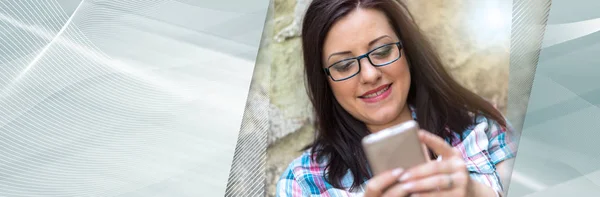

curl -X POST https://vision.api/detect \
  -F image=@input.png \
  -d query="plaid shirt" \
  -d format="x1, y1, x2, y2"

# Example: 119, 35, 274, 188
276, 106, 518, 197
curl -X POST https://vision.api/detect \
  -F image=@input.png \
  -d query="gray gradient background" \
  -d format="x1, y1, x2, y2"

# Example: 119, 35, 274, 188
2, 0, 600, 196
0, 0, 267, 196
507, 0, 600, 196
224, 1, 272, 197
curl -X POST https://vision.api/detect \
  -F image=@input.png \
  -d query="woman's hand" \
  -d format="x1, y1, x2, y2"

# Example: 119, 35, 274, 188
364, 130, 469, 197
363, 167, 409, 197
393, 130, 474, 197
364, 130, 499, 197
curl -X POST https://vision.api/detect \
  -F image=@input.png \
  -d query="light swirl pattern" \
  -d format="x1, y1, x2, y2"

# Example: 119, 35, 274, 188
507, 0, 600, 196
0, 0, 268, 196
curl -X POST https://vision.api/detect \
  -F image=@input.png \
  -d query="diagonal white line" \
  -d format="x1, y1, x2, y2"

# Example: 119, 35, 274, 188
511, 170, 549, 192
0, 0, 86, 82
542, 18, 600, 49
0, 2, 254, 102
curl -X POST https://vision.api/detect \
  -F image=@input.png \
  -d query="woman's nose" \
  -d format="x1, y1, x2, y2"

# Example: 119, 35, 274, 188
359, 58, 382, 84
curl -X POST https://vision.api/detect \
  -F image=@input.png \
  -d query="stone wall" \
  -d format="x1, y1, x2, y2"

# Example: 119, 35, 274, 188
258, 0, 512, 196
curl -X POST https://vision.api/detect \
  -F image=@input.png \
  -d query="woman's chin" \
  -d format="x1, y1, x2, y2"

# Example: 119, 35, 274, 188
364, 107, 401, 121
364, 115, 398, 131
361, 106, 409, 131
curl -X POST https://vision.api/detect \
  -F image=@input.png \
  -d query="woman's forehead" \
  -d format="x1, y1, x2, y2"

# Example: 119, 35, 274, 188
323, 8, 398, 54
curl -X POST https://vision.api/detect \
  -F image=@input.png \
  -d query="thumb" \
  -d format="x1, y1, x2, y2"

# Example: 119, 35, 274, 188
418, 130, 457, 158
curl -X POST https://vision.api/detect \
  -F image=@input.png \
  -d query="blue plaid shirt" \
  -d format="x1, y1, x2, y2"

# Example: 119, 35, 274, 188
276, 107, 518, 197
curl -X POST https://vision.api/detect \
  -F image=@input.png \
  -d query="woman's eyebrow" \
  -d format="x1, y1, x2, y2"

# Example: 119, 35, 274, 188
368, 35, 391, 47
327, 51, 352, 62
327, 35, 392, 61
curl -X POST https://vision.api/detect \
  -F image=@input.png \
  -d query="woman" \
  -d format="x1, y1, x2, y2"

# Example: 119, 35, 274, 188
276, 0, 518, 196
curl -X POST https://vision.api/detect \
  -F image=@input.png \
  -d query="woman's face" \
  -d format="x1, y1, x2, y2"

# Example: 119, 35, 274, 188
322, 8, 412, 132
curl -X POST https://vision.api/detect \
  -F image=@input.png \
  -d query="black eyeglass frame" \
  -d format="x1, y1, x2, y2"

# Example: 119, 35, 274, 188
323, 41, 404, 82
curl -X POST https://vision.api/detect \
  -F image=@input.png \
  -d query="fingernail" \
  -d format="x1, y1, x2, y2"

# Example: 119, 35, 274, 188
399, 173, 411, 182
402, 182, 414, 190
392, 168, 404, 176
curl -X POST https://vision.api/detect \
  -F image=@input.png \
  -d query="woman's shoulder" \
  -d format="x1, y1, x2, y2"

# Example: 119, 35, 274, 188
276, 149, 362, 196
460, 112, 515, 140
452, 113, 518, 165
276, 149, 332, 196
279, 149, 328, 180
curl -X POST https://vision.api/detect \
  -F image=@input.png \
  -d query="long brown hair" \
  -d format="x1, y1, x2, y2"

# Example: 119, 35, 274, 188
301, 0, 506, 191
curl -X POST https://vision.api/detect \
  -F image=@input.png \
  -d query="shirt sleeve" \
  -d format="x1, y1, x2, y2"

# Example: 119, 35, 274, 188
459, 115, 519, 195
484, 117, 518, 165
276, 167, 307, 197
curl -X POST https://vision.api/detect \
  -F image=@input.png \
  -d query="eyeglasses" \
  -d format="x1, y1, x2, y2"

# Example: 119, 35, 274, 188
323, 41, 403, 82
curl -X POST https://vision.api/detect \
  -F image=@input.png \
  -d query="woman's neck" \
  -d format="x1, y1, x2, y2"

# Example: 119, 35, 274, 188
367, 104, 413, 133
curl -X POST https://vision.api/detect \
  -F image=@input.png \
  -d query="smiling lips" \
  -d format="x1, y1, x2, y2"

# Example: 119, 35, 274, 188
359, 83, 392, 103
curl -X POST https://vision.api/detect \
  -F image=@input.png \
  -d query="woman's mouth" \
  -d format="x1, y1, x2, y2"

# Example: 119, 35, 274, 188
359, 83, 392, 103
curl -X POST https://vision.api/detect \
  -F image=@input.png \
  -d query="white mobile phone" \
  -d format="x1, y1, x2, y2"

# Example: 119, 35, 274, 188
361, 120, 428, 176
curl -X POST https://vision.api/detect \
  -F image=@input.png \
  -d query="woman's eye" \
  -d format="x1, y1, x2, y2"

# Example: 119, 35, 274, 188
333, 60, 356, 72
372, 46, 392, 57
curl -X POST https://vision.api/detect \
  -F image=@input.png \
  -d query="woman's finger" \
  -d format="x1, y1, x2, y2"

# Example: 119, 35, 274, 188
398, 159, 457, 182
418, 130, 459, 158
400, 173, 462, 194
381, 181, 411, 197
365, 168, 405, 197
421, 143, 431, 162
408, 189, 462, 197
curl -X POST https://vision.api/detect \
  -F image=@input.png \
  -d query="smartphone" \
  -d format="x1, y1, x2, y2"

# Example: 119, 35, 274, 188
361, 120, 428, 176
